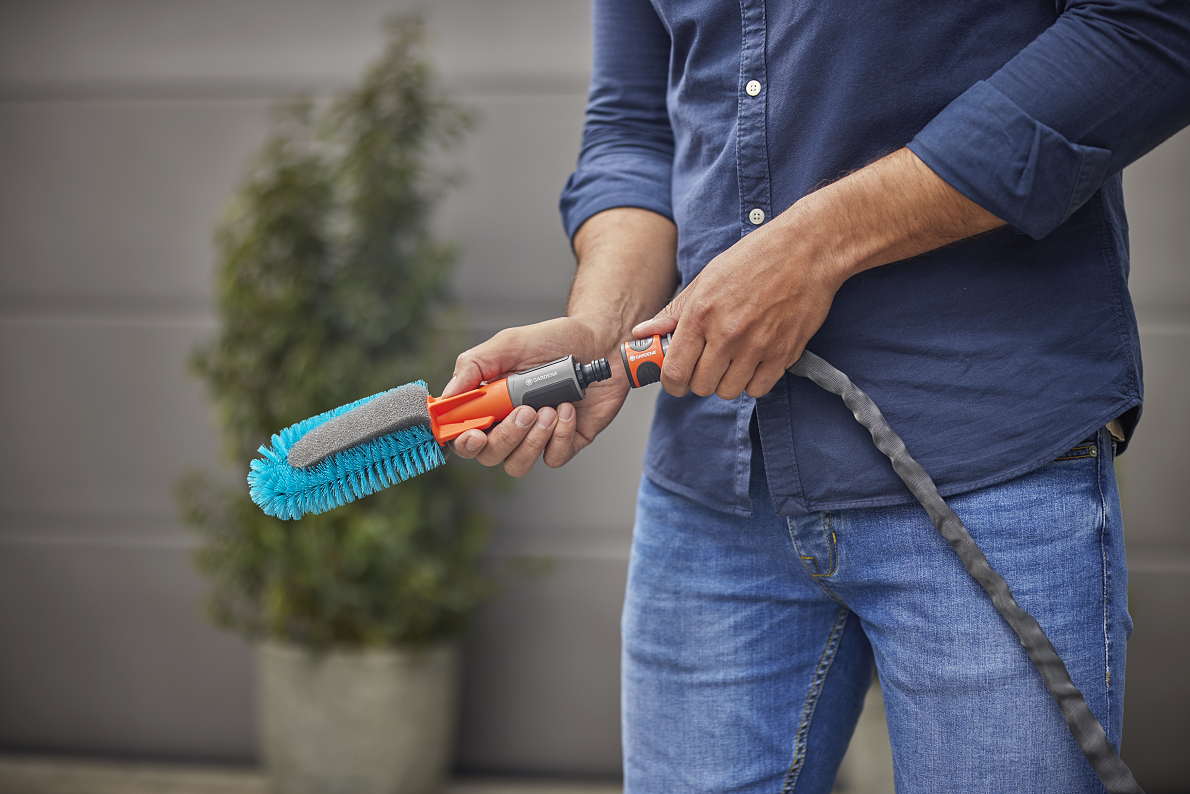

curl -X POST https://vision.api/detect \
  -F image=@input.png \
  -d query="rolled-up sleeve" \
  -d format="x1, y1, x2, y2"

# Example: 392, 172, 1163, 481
908, 0, 1190, 240
559, 0, 675, 241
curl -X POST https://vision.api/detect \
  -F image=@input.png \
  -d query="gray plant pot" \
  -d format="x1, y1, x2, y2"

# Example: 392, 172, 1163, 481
256, 641, 459, 794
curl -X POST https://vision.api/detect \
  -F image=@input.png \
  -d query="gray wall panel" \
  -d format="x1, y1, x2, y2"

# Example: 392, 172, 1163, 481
1122, 328, 1190, 551
1119, 569, 1190, 791
0, 0, 389, 93
0, 543, 254, 760
1123, 127, 1190, 311
441, 94, 589, 315
0, 320, 221, 520
0, 0, 590, 96
0, 101, 270, 303
458, 558, 626, 778
1118, 129, 1190, 790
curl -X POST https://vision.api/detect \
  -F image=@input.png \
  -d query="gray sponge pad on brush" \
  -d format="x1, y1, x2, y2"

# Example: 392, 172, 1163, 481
287, 382, 433, 469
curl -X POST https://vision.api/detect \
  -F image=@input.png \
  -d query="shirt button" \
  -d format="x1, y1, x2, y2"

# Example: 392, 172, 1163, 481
749, 208, 765, 225
745, 79, 762, 97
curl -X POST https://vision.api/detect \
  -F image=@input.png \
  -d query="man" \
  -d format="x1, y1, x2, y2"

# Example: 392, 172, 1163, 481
441, 0, 1190, 790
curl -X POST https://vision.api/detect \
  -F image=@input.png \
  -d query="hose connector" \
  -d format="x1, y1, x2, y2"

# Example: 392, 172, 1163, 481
620, 334, 671, 388
577, 357, 612, 390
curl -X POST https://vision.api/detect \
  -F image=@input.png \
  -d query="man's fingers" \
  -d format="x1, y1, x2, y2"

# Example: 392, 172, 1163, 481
659, 322, 705, 397
501, 407, 559, 478
443, 326, 539, 399
466, 406, 561, 478
744, 360, 791, 399
714, 357, 758, 401
449, 429, 489, 460
442, 359, 485, 398
543, 402, 578, 468
474, 407, 537, 468
632, 292, 681, 338
632, 313, 678, 340
449, 404, 573, 475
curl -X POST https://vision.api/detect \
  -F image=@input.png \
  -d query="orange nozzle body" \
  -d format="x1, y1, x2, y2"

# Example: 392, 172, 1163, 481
426, 379, 515, 443
620, 334, 669, 388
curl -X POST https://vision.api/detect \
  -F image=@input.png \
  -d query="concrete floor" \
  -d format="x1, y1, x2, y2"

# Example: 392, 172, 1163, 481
0, 682, 893, 794
0, 757, 622, 794
0, 685, 894, 794
0, 684, 892, 794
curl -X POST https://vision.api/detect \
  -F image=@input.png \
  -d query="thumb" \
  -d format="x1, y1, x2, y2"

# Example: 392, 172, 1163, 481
440, 320, 573, 398
440, 358, 484, 398
441, 342, 515, 398
632, 300, 681, 340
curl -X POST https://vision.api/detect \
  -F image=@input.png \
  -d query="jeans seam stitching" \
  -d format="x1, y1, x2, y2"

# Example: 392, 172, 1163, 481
788, 515, 846, 604
781, 606, 849, 794
1096, 431, 1112, 728
821, 511, 839, 577
817, 577, 843, 603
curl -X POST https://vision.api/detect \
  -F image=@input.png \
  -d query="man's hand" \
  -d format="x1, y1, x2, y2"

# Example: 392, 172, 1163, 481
443, 207, 679, 477
631, 213, 844, 400
442, 317, 631, 477
633, 149, 1004, 399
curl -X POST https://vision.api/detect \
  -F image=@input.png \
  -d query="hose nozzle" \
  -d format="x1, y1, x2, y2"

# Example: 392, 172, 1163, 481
577, 357, 612, 390
620, 334, 671, 388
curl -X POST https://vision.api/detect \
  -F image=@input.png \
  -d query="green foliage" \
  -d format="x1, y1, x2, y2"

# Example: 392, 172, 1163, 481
179, 15, 491, 648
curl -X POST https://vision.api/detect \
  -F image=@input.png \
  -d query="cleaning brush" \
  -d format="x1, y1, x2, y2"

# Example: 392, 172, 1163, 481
248, 355, 612, 519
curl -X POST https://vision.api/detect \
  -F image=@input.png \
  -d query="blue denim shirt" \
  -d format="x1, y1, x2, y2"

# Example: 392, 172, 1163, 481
560, 0, 1190, 517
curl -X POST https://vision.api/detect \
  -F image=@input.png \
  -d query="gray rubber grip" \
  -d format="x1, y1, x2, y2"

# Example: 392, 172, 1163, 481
286, 382, 431, 469
506, 356, 584, 408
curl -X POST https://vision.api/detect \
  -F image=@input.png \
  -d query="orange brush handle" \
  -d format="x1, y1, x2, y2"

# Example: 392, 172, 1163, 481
426, 379, 515, 443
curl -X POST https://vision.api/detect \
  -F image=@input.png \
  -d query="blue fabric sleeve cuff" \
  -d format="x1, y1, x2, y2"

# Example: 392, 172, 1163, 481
559, 152, 674, 241
908, 81, 1112, 240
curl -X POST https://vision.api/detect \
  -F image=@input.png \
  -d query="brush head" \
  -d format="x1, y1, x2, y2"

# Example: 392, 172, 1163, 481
248, 381, 447, 520
287, 382, 433, 469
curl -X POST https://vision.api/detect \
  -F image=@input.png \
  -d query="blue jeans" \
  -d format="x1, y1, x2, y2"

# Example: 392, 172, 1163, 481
622, 427, 1130, 793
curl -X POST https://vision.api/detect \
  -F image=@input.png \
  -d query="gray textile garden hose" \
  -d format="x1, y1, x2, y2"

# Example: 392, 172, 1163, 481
787, 351, 1143, 794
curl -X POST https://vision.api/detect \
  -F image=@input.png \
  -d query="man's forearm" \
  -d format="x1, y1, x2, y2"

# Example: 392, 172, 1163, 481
784, 148, 1005, 287
632, 148, 1007, 400
568, 207, 680, 351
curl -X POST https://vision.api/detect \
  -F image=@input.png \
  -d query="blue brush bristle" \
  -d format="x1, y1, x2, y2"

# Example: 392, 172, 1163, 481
247, 382, 447, 520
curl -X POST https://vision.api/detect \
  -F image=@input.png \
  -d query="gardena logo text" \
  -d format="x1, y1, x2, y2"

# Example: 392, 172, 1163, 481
525, 371, 559, 386
629, 351, 657, 362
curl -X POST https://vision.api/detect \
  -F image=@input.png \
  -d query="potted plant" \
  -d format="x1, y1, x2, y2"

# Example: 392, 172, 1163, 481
178, 15, 487, 794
